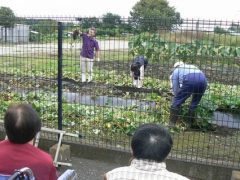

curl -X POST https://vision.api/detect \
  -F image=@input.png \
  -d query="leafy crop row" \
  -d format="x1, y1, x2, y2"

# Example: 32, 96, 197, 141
129, 34, 240, 62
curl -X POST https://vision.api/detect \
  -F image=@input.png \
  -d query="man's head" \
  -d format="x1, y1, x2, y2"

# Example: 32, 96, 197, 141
88, 27, 96, 37
4, 103, 41, 144
131, 62, 141, 80
131, 123, 173, 162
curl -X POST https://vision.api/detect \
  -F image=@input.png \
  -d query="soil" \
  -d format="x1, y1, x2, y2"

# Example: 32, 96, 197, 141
0, 59, 239, 94
94, 60, 240, 85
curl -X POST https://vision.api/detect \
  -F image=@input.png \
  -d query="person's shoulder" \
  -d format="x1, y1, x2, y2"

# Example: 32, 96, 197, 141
106, 166, 131, 175
29, 145, 53, 161
0, 139, 8, 144
105, 166, 133, 180
94, 38, 99, 43
167, 171, 190, 180
0, 140, 13, 147
173, 67, 180, 74
0, 140, 9, 151
81, 33, 87, 37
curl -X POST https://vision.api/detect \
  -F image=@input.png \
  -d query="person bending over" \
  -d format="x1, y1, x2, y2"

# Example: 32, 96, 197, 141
130, 55, 148, 88
169, 61, 208, 126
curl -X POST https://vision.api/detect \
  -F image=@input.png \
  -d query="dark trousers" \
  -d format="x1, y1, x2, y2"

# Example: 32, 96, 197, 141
172, 73, 207, 111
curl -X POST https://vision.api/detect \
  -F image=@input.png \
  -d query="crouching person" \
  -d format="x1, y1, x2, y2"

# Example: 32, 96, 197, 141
130, 55, 148, 88
104, 123, 189, 180
0, 103, 57, 180
169, 61, 208, 127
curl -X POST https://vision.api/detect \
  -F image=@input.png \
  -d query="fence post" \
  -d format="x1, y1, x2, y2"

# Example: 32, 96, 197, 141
58, 22, 63, 131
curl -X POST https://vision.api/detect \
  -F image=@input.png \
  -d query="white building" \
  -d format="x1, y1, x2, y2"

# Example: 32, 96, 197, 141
0, 24, 30, 43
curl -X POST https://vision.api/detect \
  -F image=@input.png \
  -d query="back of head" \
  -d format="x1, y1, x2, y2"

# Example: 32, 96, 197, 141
4, 103, 41, 144
131, 123, 173, 162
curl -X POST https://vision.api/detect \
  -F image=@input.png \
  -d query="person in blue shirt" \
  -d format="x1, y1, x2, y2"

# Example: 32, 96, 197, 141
169, 61, 208, 126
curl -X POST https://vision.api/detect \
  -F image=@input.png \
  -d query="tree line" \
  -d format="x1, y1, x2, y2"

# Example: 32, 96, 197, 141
1, 0, 239, 36
0, 0, 182, 35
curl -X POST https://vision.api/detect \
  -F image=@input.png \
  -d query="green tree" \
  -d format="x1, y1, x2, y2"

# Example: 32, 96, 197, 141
80, 17, 101, 29
102, 13, 122, 28
130, 0, 182, 32
30, 19, 58, 34
214, 26, 228, 34
229, 23, 240, 33
0, 6, 15, 42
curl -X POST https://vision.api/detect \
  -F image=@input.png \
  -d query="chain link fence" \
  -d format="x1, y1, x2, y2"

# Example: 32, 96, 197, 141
0, 16, 240, 168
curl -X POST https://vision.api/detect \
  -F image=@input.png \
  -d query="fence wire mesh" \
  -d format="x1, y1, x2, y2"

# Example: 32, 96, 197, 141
0, 17, 240, 168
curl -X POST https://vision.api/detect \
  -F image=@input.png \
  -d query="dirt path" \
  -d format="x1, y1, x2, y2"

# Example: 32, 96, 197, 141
0, 40, 128, 55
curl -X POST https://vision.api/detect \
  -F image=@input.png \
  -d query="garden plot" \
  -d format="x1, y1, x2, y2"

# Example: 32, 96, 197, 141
0, 38, 240, 167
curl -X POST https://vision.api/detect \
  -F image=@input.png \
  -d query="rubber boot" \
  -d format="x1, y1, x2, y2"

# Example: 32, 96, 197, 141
169, 107, 180, 127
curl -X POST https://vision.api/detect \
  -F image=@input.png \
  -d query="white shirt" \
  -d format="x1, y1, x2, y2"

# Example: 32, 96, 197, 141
106, 159, 189, 180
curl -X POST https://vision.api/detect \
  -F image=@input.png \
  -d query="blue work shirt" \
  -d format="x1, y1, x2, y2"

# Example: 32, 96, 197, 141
133, 55, 148, 69
170, 64, 202, 95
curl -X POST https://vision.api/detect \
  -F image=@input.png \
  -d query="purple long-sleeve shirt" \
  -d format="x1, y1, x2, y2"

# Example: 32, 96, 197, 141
80, 33, 99, 59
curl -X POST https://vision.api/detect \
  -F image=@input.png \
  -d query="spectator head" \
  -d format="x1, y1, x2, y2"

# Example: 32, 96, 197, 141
88, 27, 96, 37
131, 123, 173, 162
4, 103, 41, 144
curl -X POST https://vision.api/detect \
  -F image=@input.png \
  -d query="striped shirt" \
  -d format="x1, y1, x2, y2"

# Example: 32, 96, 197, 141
106, 159, 189, 180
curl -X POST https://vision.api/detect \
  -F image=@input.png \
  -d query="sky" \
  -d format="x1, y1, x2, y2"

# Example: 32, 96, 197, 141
1, 0, 240, 21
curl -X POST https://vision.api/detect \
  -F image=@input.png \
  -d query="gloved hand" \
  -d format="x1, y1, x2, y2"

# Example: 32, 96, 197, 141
72, 29, 80, 40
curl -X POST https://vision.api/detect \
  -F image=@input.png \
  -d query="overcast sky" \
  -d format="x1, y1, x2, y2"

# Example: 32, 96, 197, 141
1, 0, 240, 21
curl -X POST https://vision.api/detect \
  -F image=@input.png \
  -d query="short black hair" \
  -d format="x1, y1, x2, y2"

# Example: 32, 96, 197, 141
4, 103, 41, 144
131, 123, 173, 162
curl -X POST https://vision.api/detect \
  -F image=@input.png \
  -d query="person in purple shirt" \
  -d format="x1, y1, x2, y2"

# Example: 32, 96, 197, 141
73, 27, 100, 82
169, 61, 207, 127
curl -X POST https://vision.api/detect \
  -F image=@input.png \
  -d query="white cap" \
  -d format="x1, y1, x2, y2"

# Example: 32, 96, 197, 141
173, 61, 184, 68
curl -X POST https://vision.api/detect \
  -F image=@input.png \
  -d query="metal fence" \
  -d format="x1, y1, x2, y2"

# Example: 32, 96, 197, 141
0, 17, 240, 168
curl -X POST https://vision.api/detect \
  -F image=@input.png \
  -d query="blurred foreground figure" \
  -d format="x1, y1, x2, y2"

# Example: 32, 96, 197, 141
0, 103, 57, 180
105, 123, 189, 180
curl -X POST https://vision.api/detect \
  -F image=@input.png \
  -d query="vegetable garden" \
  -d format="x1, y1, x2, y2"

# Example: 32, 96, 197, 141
0, 17, 240, 168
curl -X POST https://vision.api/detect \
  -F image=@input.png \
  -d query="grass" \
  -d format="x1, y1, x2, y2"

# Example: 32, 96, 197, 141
0, 90, 239, 167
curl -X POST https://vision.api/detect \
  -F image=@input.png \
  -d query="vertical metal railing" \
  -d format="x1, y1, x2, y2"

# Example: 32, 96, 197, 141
0, 17, 239, 168
57, 21, 63, 131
